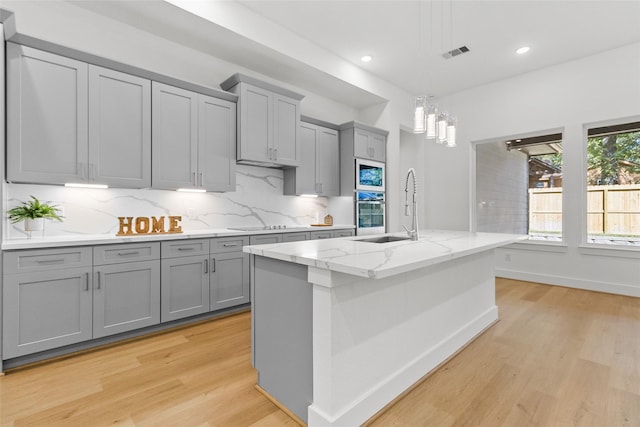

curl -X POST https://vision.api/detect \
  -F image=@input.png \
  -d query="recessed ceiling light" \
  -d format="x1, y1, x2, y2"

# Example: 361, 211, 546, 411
516, 46, 531, 55
361, 55, 373, 63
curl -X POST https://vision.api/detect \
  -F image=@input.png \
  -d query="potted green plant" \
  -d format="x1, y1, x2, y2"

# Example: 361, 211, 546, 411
8, 195, 63, 236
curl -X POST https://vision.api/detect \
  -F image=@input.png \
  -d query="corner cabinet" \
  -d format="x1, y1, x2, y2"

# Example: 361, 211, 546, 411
6, 43, 151, 188
284, 118, 340, 197
221, 73, 304, 167
152, 82, 236, 192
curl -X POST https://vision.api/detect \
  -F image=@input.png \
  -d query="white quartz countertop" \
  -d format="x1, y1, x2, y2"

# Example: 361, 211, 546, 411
243, 229, 528, 279
1, 225, 355, 250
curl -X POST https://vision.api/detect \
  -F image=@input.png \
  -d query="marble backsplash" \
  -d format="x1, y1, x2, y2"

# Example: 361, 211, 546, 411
4, 165, 354, 240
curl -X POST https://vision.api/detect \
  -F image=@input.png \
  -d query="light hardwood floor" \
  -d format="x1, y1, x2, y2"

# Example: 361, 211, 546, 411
1, 278, 639, 426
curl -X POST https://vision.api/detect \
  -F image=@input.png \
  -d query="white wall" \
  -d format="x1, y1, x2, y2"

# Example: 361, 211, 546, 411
475, 141, 528, 234
425, 42, 640, 296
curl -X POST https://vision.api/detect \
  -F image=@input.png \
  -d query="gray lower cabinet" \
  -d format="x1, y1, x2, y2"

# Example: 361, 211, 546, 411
92, 243, 160, 338
152, 82, 236, 192
2, 247, 93, 359
282, 232, 309, 242
210, 236, 250, 311
6, 43, 152, 188
160, 240, 210, 322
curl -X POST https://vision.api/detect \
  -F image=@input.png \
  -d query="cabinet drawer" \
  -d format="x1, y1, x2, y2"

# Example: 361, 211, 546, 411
334, 229, 355, 238
4, 247, 92, 274
161, 239, 209, 258
282, 232, 309, 242
310, 230, 333, 240
210, 236, 249, 254
93, 242, 160, 265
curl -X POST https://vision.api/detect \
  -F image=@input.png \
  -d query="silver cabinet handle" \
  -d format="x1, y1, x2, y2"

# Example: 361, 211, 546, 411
268, 147, 273, 160
223, 243, 239, 247
85, 272, 89, 291
204, 259, 208, 274
274, 148, 278, 160
199, 172, 204, 187
118, 251, 140, 256
192, 172, 196, 186
177, 247, 195, 251
36, 258, 65, 264
96, 271, 101, 290
211, 258, 216, 273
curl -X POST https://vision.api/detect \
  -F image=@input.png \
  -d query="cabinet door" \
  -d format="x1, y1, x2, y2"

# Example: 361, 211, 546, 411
296, 123, 318, 194
316, 127, 340, 196
198, 94, 236, 192
6, 43, 88, 185
353, 129, 372, 159
161, 256, 209, 322
210, 252, 250, 311
152, 82, 198, 190
370, 133, 386, 162
238, 83, 271, 163
3, 268, 92, 359
89, 65, 151, 188
93, 260, 160, 338
272, 94, 300, 167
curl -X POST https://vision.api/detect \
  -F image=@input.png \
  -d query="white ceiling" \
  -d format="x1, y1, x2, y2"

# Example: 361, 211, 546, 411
68, 0, 640, 108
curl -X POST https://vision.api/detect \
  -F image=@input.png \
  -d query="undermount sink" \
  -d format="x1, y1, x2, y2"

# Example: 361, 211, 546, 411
356, 235, 412, 244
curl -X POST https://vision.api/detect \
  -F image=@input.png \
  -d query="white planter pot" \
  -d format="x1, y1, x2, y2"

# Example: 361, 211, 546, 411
24, 218, 44, 232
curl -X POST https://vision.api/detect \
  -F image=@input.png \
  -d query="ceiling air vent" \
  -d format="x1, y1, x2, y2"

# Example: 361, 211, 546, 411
442, 45, 470, 59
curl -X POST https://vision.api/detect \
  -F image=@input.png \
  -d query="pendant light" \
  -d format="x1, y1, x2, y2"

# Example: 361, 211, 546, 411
413, 96, 426, 133
446, 116, 457, 147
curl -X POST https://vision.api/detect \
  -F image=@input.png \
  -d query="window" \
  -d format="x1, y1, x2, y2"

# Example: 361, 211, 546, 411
475, 133, 563, 241
586, 121, 640, 246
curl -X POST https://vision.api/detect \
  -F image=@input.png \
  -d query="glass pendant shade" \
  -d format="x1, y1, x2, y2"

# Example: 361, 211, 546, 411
446, 116, 457, 148
425, 104, 437, 139
413, 97, 426, 133
437, 111, 448, 143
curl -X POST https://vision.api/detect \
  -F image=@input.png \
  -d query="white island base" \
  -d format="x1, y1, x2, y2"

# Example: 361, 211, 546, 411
251, 239, 504, 426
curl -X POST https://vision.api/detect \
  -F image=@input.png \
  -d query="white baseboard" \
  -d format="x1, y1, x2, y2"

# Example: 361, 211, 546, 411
496, 268, 640, 297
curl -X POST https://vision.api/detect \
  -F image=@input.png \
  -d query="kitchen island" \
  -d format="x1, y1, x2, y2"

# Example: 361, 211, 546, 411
245, 230, 526, 427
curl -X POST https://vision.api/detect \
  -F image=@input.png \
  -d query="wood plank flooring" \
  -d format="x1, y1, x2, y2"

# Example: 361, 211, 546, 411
1, 278, 639, 426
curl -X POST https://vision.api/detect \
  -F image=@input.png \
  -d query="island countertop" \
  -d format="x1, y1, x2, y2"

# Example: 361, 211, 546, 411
244, 229, 527, 279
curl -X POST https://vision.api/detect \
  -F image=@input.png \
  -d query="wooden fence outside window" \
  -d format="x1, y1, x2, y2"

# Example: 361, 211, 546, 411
529, 184, 640, 236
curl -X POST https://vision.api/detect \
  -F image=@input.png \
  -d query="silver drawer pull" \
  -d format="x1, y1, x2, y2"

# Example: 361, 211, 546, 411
85, 272, 89, 291
177, 247, 195, 251
117, 251, 140, 256
223, 243, 239, 247
36, 258, 65, 264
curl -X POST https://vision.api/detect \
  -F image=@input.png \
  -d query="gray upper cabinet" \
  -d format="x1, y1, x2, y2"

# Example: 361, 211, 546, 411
353, 128, 386, 162
152, 82, 199, 190
284, 119, 339, 196
6, 43, 88, 185
221, 73, 304, 167
152, 82, 236, 191
6, 43, 152, 188
198, 94, 237, 192
89, 66, 151, 188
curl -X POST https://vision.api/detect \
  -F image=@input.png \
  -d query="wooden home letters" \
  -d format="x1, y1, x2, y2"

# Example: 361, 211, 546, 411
116, 216, 183, 236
